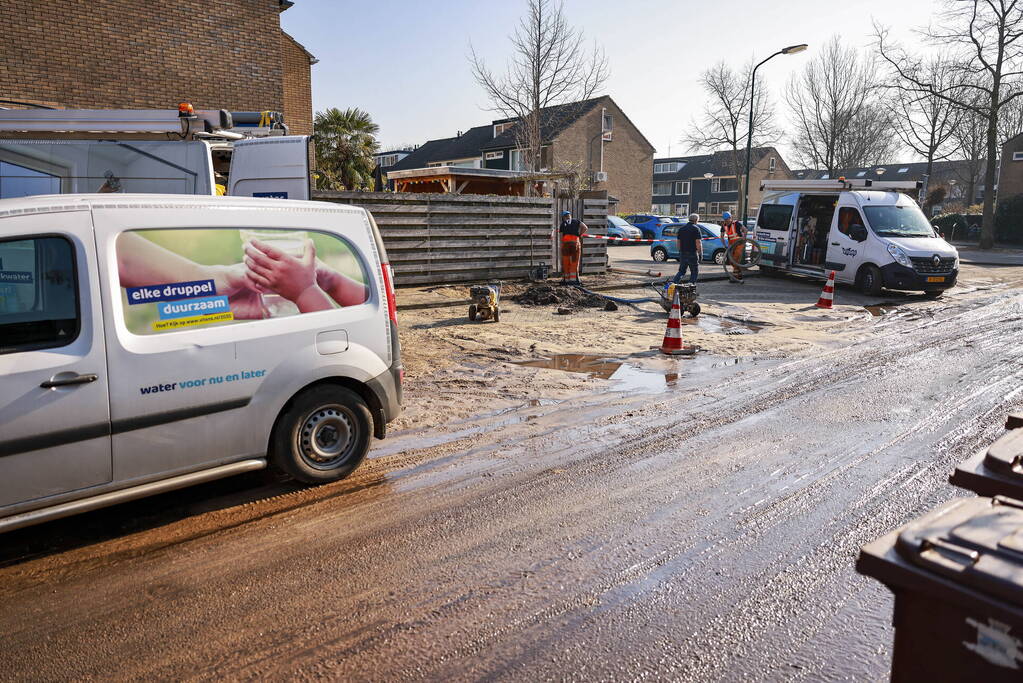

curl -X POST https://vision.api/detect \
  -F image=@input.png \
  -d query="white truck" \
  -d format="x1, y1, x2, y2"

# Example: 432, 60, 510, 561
0, 105, 312, 201
754, 179, 959, 296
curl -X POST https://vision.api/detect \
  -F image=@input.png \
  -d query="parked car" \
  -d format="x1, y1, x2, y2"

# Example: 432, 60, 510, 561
0, 193, 403, 533
624, 214, 676, 241
651, 223, 728, 264
606, 215, 642, 242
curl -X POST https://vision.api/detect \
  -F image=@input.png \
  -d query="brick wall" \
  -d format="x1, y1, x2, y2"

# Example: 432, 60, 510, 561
551, 96, 654, 214
281, 33, 314, 136
0, 0, 311, 133
748, 148, 794, 216
1000, 135, 1023, 205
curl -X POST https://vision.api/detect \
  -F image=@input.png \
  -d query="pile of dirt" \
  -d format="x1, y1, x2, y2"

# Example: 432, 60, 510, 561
513, 283, 608, 309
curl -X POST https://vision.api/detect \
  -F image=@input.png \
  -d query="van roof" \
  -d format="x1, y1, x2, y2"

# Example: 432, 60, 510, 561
0, 193, 365, 218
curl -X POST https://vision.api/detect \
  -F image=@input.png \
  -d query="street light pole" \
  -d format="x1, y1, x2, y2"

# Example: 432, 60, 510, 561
741, 43, 808, 228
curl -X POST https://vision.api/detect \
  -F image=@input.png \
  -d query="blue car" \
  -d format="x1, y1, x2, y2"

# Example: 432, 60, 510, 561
624, 214, 676, 241
651, 223, 728, 265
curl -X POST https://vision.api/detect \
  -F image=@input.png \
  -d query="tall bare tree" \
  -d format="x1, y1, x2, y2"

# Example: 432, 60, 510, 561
470, 0, 608, 177
886, 57, 963, 183
951, 95, 990, 209
876, 1, 1023, 249
683, 59, 780, 205
787, 37, 896, 174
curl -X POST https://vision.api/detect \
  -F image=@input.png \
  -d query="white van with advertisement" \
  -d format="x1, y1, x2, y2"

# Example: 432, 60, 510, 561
754, 179, 959, 296
0, 193, 402, 532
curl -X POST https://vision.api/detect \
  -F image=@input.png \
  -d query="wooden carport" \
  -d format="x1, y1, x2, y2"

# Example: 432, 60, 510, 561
387, 166, 539, 196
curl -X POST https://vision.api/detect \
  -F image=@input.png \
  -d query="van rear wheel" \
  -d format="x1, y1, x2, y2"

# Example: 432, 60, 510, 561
270, 386, 372, 484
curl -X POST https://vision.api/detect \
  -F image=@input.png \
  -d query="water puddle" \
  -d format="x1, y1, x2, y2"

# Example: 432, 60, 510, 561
683, 316, 763, 335
864, 305, 898, 317
514, 353, 750, 394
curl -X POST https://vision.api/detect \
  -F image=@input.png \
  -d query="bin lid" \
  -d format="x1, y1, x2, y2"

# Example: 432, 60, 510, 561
985, 429, 1023, 479
897, 496, 1023, 607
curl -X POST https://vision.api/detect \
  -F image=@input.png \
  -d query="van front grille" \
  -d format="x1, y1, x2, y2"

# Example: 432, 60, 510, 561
910, 256, 956, 273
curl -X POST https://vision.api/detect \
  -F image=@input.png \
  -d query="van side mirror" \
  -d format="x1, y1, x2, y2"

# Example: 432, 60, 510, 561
850, 224, 868, 242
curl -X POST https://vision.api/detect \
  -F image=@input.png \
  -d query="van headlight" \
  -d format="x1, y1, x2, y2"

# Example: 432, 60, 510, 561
887, 242, 913, 268
953, 254, 960, 270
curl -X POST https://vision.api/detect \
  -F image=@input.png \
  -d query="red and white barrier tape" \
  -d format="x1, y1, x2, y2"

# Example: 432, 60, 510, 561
583, 234, 658, 243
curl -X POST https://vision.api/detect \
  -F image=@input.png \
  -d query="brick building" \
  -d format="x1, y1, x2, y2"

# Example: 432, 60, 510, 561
0, 0, 315, 135
389, 96, 655, 211
651, 148, 793, 221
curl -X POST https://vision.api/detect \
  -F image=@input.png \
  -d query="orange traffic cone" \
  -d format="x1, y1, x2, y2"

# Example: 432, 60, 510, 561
816, 270, 836, 309
660, 289, 696, 356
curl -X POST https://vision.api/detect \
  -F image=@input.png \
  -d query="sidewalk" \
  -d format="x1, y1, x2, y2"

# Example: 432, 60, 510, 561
952, 243, 1023, 266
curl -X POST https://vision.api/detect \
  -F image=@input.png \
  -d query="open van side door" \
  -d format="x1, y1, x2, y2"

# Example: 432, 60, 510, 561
228, 136, 311, 200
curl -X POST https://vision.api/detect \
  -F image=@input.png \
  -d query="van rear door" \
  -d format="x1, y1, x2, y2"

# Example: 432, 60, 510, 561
228, 136, 311, 200
0, 207, 112, 509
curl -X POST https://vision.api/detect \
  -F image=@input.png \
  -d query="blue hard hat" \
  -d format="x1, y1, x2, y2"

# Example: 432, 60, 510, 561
561, 210, 571, 216
722, 211, 732, 219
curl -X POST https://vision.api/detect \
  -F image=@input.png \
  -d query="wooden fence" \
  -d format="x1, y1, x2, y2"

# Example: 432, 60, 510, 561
313, 190, 608, 286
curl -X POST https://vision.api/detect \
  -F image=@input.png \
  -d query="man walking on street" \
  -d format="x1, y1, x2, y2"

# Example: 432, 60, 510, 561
557, 209, 587, 283
672, 213, 703, 284
720, 211, 746, 283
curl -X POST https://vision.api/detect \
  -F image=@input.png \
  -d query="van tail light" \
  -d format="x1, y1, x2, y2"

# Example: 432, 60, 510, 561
381, 263, 397, 324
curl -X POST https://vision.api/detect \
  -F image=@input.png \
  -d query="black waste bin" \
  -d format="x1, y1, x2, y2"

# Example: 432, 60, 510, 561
951, 416, 1023, 500
857, 496, 1023, 682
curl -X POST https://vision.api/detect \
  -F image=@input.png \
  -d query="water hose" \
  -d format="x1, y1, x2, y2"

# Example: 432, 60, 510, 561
569, 282, 659, 306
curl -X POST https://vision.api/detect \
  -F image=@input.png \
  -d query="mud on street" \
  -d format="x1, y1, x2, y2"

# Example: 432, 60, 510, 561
3, 263, 1023, 680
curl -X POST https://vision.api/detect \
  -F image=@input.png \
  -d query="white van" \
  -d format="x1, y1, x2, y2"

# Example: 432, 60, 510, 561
755, 180, 959, 295
0, 193, 402, 532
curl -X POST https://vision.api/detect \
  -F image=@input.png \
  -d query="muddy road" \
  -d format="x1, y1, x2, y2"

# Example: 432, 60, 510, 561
2, 274, 1022, 681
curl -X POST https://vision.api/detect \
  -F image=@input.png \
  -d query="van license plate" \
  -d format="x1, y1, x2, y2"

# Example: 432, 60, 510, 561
926, 276, 945, 283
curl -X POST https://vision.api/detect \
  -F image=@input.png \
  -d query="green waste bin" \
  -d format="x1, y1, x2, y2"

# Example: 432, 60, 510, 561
857, 496, 1023, 682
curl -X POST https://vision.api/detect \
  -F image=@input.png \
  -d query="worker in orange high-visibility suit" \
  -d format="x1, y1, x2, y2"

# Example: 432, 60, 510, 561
720, 211, 746, 283
557, 210, 588, 283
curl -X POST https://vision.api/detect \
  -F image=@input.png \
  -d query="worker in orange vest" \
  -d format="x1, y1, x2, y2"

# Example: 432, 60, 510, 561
557, 210, 588, 283
720, 211, 746, 283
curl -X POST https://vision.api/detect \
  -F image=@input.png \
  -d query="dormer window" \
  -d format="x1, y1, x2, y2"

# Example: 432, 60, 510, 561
493, 122, 514, 137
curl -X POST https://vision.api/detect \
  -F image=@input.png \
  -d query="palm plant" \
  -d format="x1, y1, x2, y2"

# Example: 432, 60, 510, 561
313, 107, 380, 191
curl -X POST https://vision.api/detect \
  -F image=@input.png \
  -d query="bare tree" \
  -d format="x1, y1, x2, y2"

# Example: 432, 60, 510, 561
469, 0, 608, 178
683, 59, 780, 205
787, 37, 895, 174
951, 95, 990, 209
886, 56, 963, 183
876, 1, 1023, 249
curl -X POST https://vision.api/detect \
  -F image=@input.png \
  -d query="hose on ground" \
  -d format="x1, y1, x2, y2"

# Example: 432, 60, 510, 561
724, 238, 763, 270
569, 282, 659, 306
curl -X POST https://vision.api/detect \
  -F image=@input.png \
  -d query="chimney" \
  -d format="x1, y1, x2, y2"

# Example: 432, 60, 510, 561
457, 130, 463, 136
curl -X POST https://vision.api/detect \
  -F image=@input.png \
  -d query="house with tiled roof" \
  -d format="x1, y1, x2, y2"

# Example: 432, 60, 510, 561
387, 95, 655, 211
651, 148, 792, 221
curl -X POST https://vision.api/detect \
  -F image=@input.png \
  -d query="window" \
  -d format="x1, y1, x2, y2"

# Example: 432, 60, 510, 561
652, 182, 673, 195
768, 157, 777, 172
697, 202, 707, 212
709, 202, 720, 215
898, 167, 909, 174
821, 174, 830, 180
1013, 151, 1023, 161
757, 204, 794, 231
602, 111, 613, 132
484, 151, 504, 160
651, 204, 672, 214
837, 207, 865, 236
675, 181, 690, 195
711, 178, 721, 193
674, 203, 689, 216
509, 149, 532, 171
856, 171, 867, 177
654, 162, 681, 174
0, 236, 79, 354
376, 154, 398, 168
0, 160, 61, 199
115, 228, 369, 336
718, 178, 738, 193
494, 122, 514, 137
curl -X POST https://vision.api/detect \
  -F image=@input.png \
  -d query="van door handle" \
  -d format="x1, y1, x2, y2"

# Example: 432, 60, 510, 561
831, 242, 840, 246
40, 373, 99, 389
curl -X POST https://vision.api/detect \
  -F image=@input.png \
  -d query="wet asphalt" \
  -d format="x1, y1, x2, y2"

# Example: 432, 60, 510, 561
1, 280, 1022, 681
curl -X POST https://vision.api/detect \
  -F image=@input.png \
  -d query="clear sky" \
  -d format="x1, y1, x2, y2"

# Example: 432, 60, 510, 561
281, 0, 940, 163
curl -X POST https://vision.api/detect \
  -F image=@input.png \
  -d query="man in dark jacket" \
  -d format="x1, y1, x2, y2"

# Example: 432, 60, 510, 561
672, 213, 704, 284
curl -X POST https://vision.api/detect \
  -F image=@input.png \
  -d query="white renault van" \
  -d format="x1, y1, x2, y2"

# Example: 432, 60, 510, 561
755, 180, 959, 296
0, 194, 402, 532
